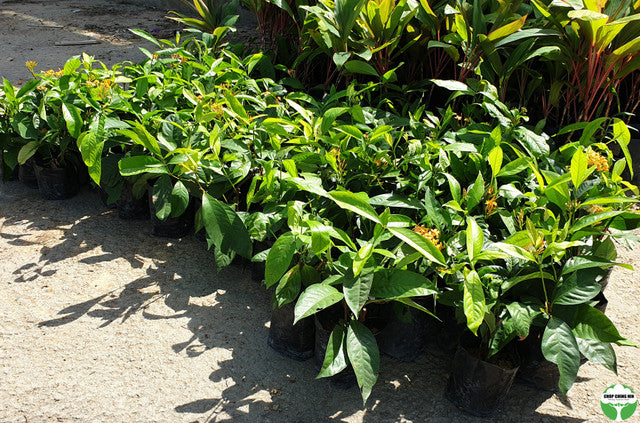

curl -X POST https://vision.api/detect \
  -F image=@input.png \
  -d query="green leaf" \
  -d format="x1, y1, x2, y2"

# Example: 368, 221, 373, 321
388, 227, 446, 265
369, 193, 424, 210
506, 302, 540, 337
201, 193, 252, 260
542, 317, 581, 395
488, 146, 503, 177
430, 79, 468, 91
570, 211, 626, 233
370, 269, 437, 299
225, 91, 249, 121
572, 305, 631, 345
466, 172, 484, 212
170, 181, 189, 218
62, 102, 83, 139
343, 259, 374, 317
466, 216, 483, 263
118, 156, 168, 176
152, 175, 173, 220
318, 324, 349, 378
552, 272, 601, 305
129, 28, 162, 46
17, 141, 39, 165
265, 232, 297, 289
344, 60, 378, 77
570, 148, 589, 189
463, 269, 485, 336
576, 338, 617, 374
353, 244, 373, 277
328, 190, 380, 223
275, 265, 302, 307
333, 52, 352, 68
294, 284, 344, 324
346, 320, 379, 405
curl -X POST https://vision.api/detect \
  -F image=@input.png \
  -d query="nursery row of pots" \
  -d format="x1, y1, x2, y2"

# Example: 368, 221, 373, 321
1, 29, 639, 412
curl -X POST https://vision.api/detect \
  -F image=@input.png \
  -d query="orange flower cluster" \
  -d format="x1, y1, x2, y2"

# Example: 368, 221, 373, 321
586, 204, 605, 214
587, 149, 609, 172
413, 225, 444, 250
485, 186, 498, 215
43, 69, 64, 78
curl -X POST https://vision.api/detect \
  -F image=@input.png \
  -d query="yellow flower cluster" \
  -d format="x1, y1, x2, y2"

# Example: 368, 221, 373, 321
485, 186, 498, 215
413, 225, 444, 250
86, 78, 115, 101
43, 69, 64, 78
586, 204, 605, 214
587, 148, 609, 172
25, 60, 37, 71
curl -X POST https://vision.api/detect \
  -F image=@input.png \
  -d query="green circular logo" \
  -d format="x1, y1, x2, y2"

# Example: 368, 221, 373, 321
601, 384, 637, 421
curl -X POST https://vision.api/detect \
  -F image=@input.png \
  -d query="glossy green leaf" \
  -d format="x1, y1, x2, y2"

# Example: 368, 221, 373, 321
346, 320, 379, 405
542, 317, 581, 395
152, 175, 173, 220
275, 265, 302, 307
463, 269, 485, 336
570, 211, 626, 233
170, 181, 189, 218
552, 272, 601, 305
201, 193, 252, 260
466, 216, 483, 263
572, 305, 631, 345
62, 102, 82, 139
344, 60, 378, 77
17, 141, 39, 165
328, 190, 380, 223
488, 146, 503, 177
571, 148, 588, 189
118, 156, 168, 176
576, 337, 617, 374
370, 269, 437, 299
388, 227, 445, 265
265, 232, 297, 288
318, 324, 349, 378
343, 259, 374, 317
294, 284, 344, 324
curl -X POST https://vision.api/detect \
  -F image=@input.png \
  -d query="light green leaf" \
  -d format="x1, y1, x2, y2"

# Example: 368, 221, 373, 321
62, 102, 83, 139
466, 216, 483, 263
294, 284, 344, 324
463, 269, 485, 336
388, 227, 446, 265
571, 148, 589, 189
118, 156, 168, 176
328, 190, 380, 223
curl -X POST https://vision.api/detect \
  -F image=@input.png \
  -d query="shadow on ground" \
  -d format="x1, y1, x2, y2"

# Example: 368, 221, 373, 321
0, 181, 582, 422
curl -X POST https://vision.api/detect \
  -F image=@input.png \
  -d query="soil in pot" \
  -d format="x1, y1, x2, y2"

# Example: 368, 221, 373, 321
116, 182, 149, 220
445, 345, 519, 417
18, 160, 39, 189
314, 304, 357, 390
34, 163, 80, 200
378, 302, 427, 362
268, 301, 315, 361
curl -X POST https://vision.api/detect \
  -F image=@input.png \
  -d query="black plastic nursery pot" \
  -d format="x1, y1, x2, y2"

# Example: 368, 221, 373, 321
116, 182, 150, 220
445, 345, 519, 417
147, 192, 195, 239
18, 160, 39, 189
33, 163, 80, 200
268, 301, 315, 361
378, 302, 428, 362
515, 330, 559, 392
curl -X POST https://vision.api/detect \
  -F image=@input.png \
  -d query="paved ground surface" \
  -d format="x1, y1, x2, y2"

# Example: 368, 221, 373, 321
1, 1, 640, 422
